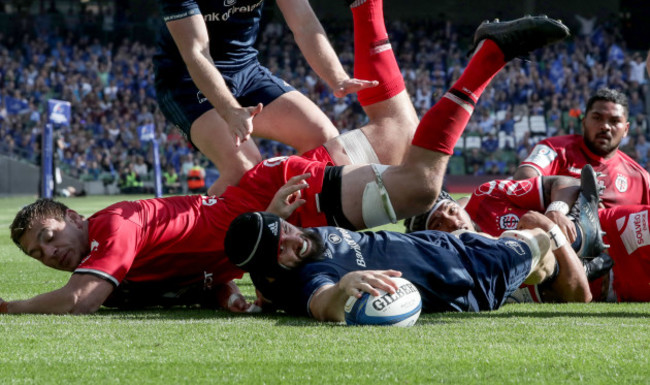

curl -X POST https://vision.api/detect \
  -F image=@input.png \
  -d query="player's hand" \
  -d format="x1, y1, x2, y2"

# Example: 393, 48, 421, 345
333, 78, 379, 98
225, 292, 250, 312
224, 103, 263, 146
215, 281, 260, 313
266, 173, 310, 219
545, 211, 577, 243
517, 211, 554, 232
338, 270, 402, 298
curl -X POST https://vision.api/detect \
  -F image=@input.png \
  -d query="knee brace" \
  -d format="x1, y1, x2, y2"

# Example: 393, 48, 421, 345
336, 129, 380, 165
362, 164, 397, 228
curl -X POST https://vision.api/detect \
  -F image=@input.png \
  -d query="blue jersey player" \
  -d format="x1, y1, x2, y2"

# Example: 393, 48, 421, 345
153, 0, 377, 196
224, 212, 557, 321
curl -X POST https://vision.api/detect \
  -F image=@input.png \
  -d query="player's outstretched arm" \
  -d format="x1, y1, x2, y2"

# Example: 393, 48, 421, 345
309, 270, 401, 322
277, 0, 375, 97
0, 274, 114, 314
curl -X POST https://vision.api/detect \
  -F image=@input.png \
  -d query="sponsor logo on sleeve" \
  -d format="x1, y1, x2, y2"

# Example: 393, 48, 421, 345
474, 181, 497, 196
201, 197, 218, 206
525, 144, 556, 169
621, 210, 650, 254
505, 180, 533, 196
263, 156, 288, 167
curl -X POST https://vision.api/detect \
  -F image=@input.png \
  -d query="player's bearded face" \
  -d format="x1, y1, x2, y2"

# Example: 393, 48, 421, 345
583, 100, 629, 157
277, 223, 326, 270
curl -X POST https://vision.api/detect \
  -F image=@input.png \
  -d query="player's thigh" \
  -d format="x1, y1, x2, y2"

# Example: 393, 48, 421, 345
252, 90, 339, 153
359, 90, 419, 165
339, 162, 437, 230
339, 164, 376, 229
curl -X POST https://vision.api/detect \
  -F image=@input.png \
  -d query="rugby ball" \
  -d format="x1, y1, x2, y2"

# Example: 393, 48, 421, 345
344, 277, 422, 327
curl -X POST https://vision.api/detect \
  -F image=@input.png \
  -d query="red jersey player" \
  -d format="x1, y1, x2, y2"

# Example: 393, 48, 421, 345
514, 88, 650, 208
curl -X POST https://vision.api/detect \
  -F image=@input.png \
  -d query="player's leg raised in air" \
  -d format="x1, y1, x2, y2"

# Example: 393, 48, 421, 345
338, 16, 571, 229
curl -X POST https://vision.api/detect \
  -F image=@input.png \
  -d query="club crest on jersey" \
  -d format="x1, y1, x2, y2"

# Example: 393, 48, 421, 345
615, 174, 628, 192
328, 233, 342, 244
499, 213, 520, 230
224, 0, 236, 6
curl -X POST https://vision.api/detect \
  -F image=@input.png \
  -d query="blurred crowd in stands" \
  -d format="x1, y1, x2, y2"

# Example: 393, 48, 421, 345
0, 13, 648, 194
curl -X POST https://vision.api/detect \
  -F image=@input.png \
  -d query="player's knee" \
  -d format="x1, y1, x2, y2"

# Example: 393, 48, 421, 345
403, 168, 442, 213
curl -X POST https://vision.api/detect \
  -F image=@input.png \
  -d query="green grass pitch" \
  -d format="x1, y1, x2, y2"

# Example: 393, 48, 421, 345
1, 195, 649, 384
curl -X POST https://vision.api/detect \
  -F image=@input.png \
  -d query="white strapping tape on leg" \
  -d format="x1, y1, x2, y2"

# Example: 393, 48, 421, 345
499, 230, 543, 276
336, 129, 380, 165
362, 164, 397, 228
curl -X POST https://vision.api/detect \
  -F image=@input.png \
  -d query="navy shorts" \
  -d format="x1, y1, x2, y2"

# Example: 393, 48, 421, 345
155, 60, 295, 144
455, 232, 533, 311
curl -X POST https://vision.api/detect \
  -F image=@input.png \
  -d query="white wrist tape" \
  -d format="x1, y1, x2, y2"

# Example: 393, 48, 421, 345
547, 225, 567, 251
545, 201, 570, 215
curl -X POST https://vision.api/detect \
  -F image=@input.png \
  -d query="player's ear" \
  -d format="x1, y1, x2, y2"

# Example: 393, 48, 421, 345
66, 209, 84, 227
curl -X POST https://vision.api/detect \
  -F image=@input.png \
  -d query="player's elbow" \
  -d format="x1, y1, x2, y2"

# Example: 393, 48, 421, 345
69, 294, 103, 315
566, 286, 592, 303
311, 307, 344, 323
554, 281, 592, 303
70, 301, 101, 315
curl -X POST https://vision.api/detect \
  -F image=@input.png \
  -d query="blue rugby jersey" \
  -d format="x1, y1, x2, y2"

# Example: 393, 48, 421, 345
154, 0, 265, 76
251, 228, 533, 316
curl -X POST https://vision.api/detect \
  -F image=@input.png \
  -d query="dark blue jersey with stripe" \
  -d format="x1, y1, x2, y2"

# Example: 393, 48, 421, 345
154, 0, 265, 77
251, 228, 533, 317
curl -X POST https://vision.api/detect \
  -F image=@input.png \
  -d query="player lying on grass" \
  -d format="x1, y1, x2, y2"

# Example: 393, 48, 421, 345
406, 166, 607, 303
0, 13, 569, 314
0, 0, 414, 314
223, 211, 558, 319
405, 164, 650, 303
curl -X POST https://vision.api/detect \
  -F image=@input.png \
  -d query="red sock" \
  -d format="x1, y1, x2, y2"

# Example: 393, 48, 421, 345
412, 39, 506, 154
352, 0, 404, 106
